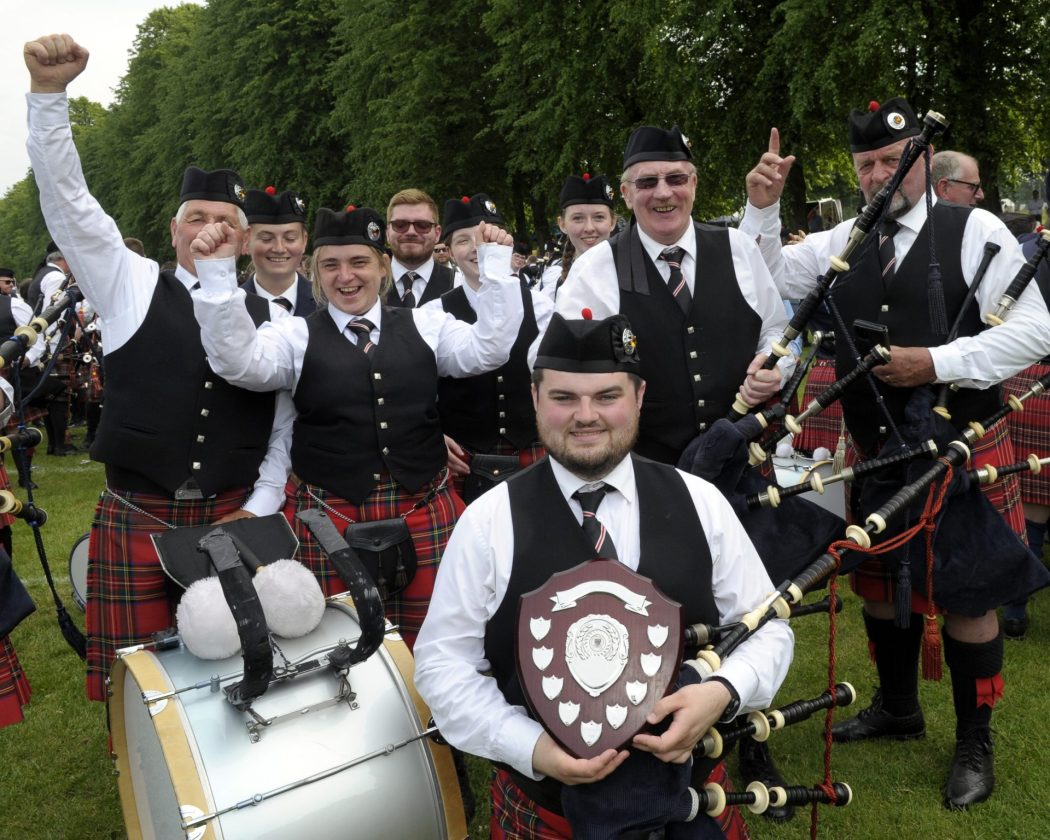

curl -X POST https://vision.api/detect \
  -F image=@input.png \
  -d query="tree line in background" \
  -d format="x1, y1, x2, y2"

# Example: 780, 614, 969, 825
1, 0, 1047, 275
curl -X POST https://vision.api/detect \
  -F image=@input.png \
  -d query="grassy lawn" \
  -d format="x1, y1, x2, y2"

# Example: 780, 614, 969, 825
2, 429, 1049, 838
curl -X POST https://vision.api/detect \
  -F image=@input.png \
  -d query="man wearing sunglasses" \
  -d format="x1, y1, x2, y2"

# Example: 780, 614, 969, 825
384, 189, 455, 308
932, 151, 985, 208
556, 125, 792, 467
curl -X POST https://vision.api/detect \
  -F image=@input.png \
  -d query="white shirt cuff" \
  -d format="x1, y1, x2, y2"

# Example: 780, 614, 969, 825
193, 257, 239, 296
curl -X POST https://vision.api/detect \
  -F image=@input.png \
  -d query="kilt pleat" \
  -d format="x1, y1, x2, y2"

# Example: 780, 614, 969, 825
283, 470, 464, 650
85, 487, 248, 701
791, 358, 845, 456
1003, 363, 1050, 506
0, 635, 30, 728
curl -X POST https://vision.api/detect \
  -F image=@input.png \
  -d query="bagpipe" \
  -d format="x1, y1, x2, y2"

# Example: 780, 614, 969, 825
0, 284, 86, 658
727, 108, 949, 422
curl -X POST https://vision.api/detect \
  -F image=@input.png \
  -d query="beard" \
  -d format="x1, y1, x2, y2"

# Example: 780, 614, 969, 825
538, 416, 640, 482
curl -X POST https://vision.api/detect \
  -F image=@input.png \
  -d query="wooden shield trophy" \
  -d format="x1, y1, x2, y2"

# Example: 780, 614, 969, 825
516, 560, 683, 759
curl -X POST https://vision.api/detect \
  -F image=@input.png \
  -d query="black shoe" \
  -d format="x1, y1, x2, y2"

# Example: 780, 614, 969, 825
1003, 614, 1029, 640
943, 731, 994, 809
52, 445, 79, 456
18, 478, 37, 490
831, 688, 925, 742
738, 737, 794, 823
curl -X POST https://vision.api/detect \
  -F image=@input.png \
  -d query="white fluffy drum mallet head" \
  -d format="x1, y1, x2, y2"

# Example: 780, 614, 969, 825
774, 439, 794, 459
176, 576, 241, 660
813, 446, 832, 462
253, 559, 326, 638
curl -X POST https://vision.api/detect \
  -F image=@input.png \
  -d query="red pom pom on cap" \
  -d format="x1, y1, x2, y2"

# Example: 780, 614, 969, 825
345, 203, 356, 212
461, 195, 471, 204
581, 307, 593, 320
868, 100, 880, 112
265, 185, 276, 196
582, 173, 591, 182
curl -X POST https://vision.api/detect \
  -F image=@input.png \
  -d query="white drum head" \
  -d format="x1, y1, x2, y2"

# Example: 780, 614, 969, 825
68, 532, 89, 610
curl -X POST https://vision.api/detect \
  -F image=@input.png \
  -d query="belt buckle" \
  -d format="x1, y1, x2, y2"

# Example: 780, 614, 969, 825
174, 479, 204, 501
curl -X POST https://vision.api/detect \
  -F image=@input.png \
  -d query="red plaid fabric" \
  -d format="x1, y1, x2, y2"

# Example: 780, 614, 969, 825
283, 470, 464, 650
84, 487, 248, 701
851, 419, 1025, 610
790, 358, 845, 456
491, 763, 749, 840
1003, 363, 1050, 506
0, 635, 30, 728
451, 440, 546, 498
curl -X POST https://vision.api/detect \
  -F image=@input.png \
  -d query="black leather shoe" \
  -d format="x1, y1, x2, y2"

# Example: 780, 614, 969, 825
18, 478, 37, 490
738, 737, 795, 822
943, 731, 994, 809
831, 688, 925, 742
52, 445, 79, 456
1003, 614, 1029, 640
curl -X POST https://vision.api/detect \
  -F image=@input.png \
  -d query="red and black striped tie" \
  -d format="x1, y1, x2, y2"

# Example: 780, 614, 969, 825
659, 246, 691, 315
879, 220, 900, 289
346, 318, 376, 355
401, 272, 418, 308
573, 485, 618, 561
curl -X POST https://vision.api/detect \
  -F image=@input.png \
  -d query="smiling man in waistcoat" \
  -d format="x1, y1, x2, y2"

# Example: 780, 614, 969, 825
555, 125, 794, 467
740, 97, 1050, 809
25, 33, 294, 701
415, 312, 792, 840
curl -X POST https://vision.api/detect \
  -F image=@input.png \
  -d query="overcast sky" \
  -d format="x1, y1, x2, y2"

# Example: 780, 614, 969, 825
3, 1, 204, 196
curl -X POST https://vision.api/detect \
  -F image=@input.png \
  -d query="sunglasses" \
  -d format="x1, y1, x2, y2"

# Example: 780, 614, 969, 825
389, 219, 437, 234
626, 172, 692, 191
433, 246, 449, 253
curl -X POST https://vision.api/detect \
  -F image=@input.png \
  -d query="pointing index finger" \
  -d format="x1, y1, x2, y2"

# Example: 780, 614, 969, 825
768, 127, 781, 157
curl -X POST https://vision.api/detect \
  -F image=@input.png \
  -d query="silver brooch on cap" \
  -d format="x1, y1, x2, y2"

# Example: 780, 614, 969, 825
680, 131, 692, 149
604, 184, 615, 201
233, 183, 246, 202
886, 112, 906, 130
367, 221, 381, 242
485, 199, 498, 215
294, 196, 306, 214
622, 328, 637, 355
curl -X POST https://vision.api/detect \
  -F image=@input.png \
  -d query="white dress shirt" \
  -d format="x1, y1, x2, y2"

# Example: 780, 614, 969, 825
421, 275, 556, 339
739, 197, 1050, 388
392, 256, 438, 302
414, 455, 794, 779
26, 91, 291, 515
191, 243, 524, 391
556, 223, 794, 380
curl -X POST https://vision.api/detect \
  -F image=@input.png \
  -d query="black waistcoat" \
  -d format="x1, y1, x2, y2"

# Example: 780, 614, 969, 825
612, 222, 760, 465
92, 270, 275, 497
830, 203, 1001, 453
291, 306, 446, 503
0, 297, 16, 337
484, 455, 718, 808
436, 282, 539, 450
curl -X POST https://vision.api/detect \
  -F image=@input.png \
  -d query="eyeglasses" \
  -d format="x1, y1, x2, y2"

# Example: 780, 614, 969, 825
947, 178, 982, 194
625, 172, 692, 191
433, 246, 449, 253
389, 219, 437, 234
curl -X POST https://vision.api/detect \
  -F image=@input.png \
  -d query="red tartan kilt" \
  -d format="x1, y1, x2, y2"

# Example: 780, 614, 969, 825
451, 440, 547, 499
282, 470, 464, 650
1003, 363, 1050, 506
84, 488, 249, 702
0, 635, 31, 728
791, 358, 844, 456
850, 420, 1025, 611
490, 761, 749, 840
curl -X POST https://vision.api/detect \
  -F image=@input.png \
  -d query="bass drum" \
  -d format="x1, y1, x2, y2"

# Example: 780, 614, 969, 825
771, 454, 846, 519
110, 596, 467, 840
69, 532, 89, 610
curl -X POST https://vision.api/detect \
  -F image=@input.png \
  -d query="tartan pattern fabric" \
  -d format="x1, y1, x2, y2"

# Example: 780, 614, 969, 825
790, 358, 845, 456
491, 763, 749, 840
850, 419, 1025, 609
283, 470, 463, 650
84, 487, 248, 701
1003, 363, 1050, 506
0, 634, 30, 728
450, 440, 546, 499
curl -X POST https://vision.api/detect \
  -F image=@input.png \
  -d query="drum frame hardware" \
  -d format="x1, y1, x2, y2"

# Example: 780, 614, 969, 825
181, 725, 441, 833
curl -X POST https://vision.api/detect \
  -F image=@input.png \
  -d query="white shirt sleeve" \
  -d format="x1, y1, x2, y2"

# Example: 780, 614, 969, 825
414, 485, 547, 779
556, 242, 620, 320
26, 93, 159, 353
241, 389, 294, 516
0, 378, 13, 427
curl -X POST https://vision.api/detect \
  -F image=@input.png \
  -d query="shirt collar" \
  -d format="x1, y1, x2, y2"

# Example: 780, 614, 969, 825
392, 257, 435, 283
893, 191, 935, 235
175, 263, 198, 290
249, 274, 297, 301
637, 222, 696, 266
327, 297, 383, 333
549, 455, 636, 508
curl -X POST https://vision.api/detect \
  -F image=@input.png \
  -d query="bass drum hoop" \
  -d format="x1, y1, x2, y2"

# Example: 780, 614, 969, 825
109, 596, 467, 840
68, 532, 90, 611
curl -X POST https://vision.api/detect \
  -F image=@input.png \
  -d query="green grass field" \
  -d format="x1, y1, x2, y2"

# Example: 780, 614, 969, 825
1, 429, 1049, 838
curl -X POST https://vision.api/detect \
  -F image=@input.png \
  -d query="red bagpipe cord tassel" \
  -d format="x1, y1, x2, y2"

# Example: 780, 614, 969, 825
976, 674, 1005, 709
919, 470, 952, 682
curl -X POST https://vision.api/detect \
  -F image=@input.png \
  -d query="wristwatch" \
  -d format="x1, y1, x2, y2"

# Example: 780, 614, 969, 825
707, 676, 741, 722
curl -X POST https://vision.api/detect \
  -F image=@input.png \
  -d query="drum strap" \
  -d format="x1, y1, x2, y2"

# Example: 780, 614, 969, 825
295, 509, 385, 666
197, 528, 273, 705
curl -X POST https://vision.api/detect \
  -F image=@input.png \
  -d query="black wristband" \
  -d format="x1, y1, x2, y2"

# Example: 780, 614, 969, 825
707, 676, 741, 722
